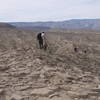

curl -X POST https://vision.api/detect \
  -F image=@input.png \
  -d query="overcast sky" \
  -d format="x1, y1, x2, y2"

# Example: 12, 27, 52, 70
0, 0, 100, 22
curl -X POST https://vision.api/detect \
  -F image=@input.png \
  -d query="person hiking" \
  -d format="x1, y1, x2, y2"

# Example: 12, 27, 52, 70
37, 32, 45, 49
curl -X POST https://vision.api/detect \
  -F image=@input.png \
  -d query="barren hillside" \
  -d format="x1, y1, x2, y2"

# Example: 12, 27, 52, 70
0, 24, 100, 100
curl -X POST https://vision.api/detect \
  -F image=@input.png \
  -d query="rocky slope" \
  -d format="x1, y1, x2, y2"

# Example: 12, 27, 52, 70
0, 23, 15, 28
0, 26, 100, 100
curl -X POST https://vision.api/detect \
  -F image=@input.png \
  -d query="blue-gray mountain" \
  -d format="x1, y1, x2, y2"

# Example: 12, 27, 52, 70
10, 19, 100, 30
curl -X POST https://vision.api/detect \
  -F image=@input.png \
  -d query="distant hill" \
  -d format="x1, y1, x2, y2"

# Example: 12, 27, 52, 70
0, 23, 15, 28
14, 25, 51, 31
10, 22, 51, 31
10, 19, 100, 30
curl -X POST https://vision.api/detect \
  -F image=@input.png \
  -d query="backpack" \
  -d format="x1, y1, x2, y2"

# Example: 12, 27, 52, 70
37, 33, 42, 40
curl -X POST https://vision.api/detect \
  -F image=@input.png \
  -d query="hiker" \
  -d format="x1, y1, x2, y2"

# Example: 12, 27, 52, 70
37, 32, 45, 49
42, 32, 48, 50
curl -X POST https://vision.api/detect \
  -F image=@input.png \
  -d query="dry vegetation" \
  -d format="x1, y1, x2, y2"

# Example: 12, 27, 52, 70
0, 26, 100, 100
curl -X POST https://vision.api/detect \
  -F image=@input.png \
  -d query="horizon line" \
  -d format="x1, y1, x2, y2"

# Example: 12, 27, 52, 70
1, 18, 100, 23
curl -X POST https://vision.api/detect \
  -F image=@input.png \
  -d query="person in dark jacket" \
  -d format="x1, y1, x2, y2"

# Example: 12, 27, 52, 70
37, 32, 44, 49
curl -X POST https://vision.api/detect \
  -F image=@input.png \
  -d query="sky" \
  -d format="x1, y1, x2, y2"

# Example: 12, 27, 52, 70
0, 0, 100, 22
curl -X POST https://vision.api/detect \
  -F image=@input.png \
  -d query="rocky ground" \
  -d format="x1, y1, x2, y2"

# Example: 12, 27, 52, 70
0, 27, 100, 100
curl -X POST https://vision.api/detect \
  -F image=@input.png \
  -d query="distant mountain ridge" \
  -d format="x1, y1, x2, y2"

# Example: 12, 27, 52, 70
10, 19, 100, 30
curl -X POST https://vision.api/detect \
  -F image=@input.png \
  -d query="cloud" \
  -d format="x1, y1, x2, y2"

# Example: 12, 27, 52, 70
0, 0, 100, 22
80, 0, 100, 4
